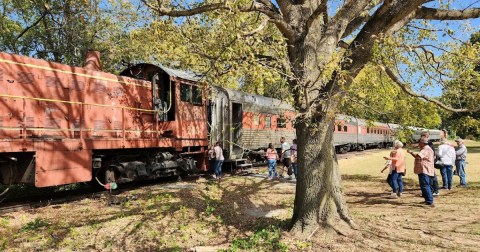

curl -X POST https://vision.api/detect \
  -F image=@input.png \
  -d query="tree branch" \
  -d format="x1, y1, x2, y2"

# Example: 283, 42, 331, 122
381, 65, 480, 113
243, 16, 270, 36
142, 0, 296, 41
415, 7, 480, 20
16, 9, 49, 40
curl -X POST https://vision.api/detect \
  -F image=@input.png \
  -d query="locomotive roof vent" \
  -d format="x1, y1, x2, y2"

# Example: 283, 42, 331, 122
84, 50, 102, 71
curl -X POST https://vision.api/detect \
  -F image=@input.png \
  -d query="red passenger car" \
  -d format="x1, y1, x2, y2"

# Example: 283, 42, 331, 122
0, 51, 207, 188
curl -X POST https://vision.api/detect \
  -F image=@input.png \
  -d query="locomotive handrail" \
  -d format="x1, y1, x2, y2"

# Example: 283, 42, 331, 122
0, 94, 157, 112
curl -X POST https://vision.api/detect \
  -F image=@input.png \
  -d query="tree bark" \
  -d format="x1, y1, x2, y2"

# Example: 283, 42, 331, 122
289, 107, 354, 236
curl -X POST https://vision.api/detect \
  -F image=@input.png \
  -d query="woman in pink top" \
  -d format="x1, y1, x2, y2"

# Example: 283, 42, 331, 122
265, 143, 279, 180
384, 140, 406, 198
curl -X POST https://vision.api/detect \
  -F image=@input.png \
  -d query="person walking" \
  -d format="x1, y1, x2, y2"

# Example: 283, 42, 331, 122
265, 143, 279, 180
279, 137, 291, 178
407, 138, 435, 207
384, 140, 406, 198
437, 139, 456, 190
207, 144, 216, 177
290, 139, 298, 178
213, 141, 224, 180
455, 138, 468, 187
421, 131, 440, 196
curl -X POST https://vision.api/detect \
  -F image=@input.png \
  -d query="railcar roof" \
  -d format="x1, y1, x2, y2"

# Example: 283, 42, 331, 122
120, 63, 201, 82
221, 88, 295, 111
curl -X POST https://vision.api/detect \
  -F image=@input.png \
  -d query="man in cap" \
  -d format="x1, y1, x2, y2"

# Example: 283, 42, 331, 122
407, 138, 435, 207
455, 138, 468, 187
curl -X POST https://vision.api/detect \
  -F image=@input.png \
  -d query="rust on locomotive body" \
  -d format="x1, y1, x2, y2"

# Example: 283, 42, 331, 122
0, 51, 207, 187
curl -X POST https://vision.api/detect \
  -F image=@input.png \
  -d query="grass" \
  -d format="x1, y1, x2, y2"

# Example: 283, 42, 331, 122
0, 141, 480, 251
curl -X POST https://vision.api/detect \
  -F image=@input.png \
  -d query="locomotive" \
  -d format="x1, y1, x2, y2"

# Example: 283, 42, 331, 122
0, 51, 204, 188
0, 51, 439, 189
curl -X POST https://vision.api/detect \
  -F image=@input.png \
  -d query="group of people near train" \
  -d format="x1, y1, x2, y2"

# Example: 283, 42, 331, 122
382, 129, 468, 207
265, 137, 298, 180
207, 137, 298, 181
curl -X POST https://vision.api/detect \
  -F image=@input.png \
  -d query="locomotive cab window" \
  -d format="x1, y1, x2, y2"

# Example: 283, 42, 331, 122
265, 116, 271, 128
337, 125, 342, 132
192, 86, 202, 105
343, 125, 347, 132
181, 83, 203, 106
181, 83, 192, 102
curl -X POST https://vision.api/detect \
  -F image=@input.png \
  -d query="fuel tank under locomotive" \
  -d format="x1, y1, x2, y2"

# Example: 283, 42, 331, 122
94, 151, 197, 184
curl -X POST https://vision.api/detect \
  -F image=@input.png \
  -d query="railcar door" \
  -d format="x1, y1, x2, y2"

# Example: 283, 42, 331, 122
231, 102, 243, 159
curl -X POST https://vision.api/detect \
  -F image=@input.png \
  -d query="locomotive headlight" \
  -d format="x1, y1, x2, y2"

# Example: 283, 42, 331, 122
93, 158, 102, 169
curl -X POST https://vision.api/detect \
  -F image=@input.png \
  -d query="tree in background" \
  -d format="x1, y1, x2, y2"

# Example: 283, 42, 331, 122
441, 31, 480, 139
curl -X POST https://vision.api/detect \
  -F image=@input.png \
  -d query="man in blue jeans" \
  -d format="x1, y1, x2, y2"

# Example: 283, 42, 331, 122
408, 138, 435, 207
438, 139, 456, 190
455, 138, 468, 187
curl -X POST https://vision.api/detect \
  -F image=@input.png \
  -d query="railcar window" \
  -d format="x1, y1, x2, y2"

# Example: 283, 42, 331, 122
192, 86, 202, 105
343, 125, 347, 132
180, 83, 191, 102
253, 115, 259, 126
337, 125, 342, 132
277, 117, 286, 128
266, 116, 271, 128
367, 128, 370, 133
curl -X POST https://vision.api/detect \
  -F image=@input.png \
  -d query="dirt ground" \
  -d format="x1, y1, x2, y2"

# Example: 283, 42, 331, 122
1, 141, 480, 251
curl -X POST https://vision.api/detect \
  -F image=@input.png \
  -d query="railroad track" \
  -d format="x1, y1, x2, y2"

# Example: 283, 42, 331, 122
0, 176, 200, 215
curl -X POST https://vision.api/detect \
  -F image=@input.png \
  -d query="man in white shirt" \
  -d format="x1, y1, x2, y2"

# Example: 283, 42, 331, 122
280, 137, 291, 178
437, 139, 456, 190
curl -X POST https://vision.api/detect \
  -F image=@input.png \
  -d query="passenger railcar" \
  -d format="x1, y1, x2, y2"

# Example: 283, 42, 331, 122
0, 51, 205, 188
208, 87, 296, 162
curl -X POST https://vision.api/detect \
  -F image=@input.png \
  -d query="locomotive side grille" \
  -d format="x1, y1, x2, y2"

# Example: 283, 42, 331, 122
70, 80, 85, 91
45, 117, 61, 128
46, 76, 61, 88
94, 120, 107, 130
17, 72, 35, 84
93, 81, 107, 94
113, 121, 122, 130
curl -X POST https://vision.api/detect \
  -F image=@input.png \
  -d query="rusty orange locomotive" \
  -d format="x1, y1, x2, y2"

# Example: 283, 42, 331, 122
0, 51, 208, 188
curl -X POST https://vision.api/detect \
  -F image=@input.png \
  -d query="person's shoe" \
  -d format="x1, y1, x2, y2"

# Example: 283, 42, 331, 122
427, 203, 435, 208
456, 184, 467, 188
397, 193, 403, 197
440, 187, 447, 190
388, 193, 398, 199
433, 192, 440, 197
266, 176, 273, 180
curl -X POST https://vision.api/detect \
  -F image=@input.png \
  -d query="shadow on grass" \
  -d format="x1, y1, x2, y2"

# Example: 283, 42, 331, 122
21, 176, 290, 251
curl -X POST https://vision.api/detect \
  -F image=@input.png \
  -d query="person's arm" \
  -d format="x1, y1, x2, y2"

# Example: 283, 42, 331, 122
437, 146, 443, 157
407, 149, 421, 158
456, 146, 466, 156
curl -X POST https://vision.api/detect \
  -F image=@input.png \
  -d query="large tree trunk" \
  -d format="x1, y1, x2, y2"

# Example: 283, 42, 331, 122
289, 111, 354, 236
